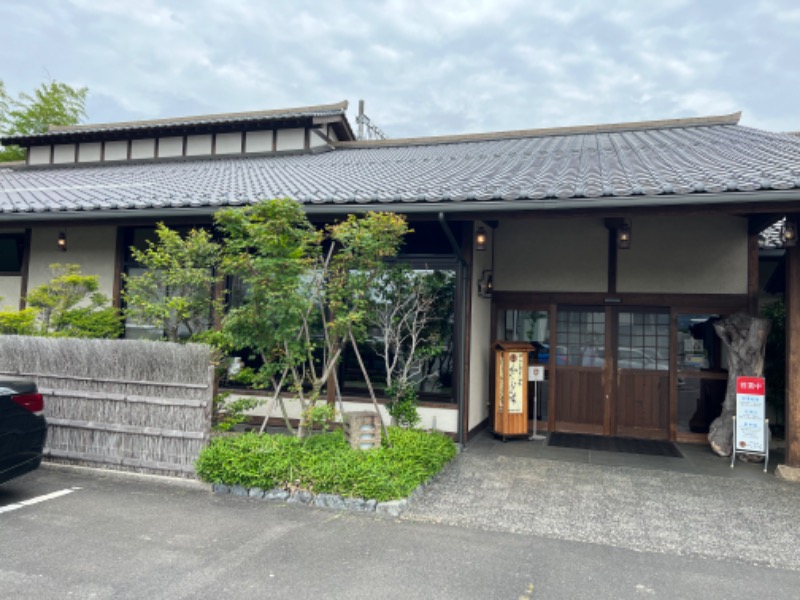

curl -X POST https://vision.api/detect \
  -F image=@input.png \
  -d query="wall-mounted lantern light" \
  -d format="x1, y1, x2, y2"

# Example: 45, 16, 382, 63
475, 226, 488, 251
478, 270, 493, 298
781, 218, 797, 247
58, 231, 67, 252
617, 222, 631, 250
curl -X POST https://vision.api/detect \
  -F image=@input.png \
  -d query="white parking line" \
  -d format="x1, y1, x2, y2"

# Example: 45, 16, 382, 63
0, 487, 81, 514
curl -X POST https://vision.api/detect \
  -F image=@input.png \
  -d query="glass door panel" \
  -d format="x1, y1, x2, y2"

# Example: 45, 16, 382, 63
615, 310, 670, 439
554, 308, 606, 434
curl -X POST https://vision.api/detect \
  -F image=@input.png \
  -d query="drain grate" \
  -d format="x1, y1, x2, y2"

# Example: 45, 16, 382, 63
548, 432, 683, 458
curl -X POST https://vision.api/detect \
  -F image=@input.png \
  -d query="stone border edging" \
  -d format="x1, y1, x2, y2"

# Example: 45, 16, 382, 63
211, 483, 410, 517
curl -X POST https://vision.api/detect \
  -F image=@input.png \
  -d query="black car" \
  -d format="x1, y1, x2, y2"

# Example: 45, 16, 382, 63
0, 378, 47, 485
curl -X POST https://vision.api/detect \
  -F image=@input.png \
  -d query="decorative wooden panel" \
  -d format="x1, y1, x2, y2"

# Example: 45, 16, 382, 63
616, 372, 669, 439
554, 368, 604, 434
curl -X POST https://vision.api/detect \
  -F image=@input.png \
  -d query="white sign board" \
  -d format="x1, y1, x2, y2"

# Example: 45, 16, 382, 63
528, 365, 545, 382
735, 376, 766, 454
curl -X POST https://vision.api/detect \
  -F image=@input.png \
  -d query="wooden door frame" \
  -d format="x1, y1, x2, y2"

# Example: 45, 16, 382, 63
493, 292, 748, 441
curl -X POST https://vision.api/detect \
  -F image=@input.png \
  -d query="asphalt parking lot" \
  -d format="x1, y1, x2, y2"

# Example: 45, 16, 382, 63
2, 462, 800, 600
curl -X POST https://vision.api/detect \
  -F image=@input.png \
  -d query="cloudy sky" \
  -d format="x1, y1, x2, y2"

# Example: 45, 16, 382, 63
2, 0, 799, 138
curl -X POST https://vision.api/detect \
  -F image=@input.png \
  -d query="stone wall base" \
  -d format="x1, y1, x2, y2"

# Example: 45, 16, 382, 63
775, 464, 800, 482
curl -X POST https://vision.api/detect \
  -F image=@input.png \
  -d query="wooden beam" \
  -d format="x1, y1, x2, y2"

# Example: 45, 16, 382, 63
493, 291, 748, 312
607, 225, 618, 293
786, 224, 800, 467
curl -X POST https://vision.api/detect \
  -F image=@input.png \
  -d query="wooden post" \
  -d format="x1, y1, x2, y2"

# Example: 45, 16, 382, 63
785, 234, 800, 467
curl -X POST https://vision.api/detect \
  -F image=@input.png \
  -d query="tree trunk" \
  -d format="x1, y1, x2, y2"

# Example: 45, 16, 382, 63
708, 313, 771, 456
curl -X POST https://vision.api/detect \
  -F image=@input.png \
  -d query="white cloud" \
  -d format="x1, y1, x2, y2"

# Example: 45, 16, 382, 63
1, 0, 799, 136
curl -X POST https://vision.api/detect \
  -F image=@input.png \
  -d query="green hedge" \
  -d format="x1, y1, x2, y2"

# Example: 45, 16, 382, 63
195, 427, 457, 502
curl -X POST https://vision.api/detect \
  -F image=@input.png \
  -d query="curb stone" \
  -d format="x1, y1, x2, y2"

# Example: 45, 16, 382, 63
212, 484, 415, 515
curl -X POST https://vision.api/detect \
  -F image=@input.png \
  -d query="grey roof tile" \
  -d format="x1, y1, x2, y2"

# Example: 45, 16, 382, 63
2, 120, 800, 217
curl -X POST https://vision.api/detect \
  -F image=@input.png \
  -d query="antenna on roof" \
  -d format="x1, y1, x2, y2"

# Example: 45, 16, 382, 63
355, 99, 388, 141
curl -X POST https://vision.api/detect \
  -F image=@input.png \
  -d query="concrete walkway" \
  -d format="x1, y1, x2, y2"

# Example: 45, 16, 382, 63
403, 432, 800, 571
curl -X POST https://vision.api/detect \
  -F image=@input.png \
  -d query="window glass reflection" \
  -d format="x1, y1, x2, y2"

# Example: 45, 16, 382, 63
678, 314, 723, 371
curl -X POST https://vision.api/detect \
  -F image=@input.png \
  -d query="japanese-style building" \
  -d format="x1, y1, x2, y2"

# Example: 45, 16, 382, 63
2, 100, 800, 475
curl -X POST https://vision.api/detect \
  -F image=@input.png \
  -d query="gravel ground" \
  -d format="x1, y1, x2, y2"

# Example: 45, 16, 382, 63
402, 449, 800, 570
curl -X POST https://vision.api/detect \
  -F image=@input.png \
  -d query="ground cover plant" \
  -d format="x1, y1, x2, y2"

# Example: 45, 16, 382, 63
195, 427, 457, 502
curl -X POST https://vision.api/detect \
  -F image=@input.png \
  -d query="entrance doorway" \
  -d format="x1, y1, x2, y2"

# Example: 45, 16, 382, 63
553, 307, 671, 439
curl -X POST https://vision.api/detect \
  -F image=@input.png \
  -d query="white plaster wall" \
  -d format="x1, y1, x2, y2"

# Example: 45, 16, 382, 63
276, 128, 305, 151
158, 136, 183, 158
131, 139, 155, 160
468, 221, 494, 431
53, 144, 76, 164
104, 141, 128, 161
310, 128, 327, 148
186, 135, 212, 156
617, 215, 747, 294
231, 393, 458, 434
245, 130, 272, 153
78, 142, 102, 163
216, 132, 242, 155
327, 126, 338, 142
28, 145, 51, 165
494, 217, 608, 292
0, 277, 22, 310
27, 226, 117, 300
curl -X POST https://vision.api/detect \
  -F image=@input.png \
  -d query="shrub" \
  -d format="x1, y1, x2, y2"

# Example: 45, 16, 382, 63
52, 306, 123, 339
212, 392, 262, 432
195, 427, 457, 501
0, 308, 38, 334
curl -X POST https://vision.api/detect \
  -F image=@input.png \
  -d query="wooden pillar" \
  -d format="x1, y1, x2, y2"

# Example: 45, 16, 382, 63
786, 228, 800, 467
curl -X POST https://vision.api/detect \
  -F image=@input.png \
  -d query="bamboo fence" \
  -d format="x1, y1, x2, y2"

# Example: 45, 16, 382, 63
0, 336, 213, 477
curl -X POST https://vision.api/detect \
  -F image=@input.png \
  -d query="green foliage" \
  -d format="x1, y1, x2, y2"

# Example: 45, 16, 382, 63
26, 263, 119, 337
213, 392, 263, 432
123, 223, 223, 342
326, 212, 410, 342
0, 307, 38, 335
0, 79, 88, 162
301, 403, 337, 434
386, 384, 421, 429
214, 199, 410, 438
228, 365, 257, 387
195, 427, 457, 501
215, 199, 320, 389
52, 306, 123, 339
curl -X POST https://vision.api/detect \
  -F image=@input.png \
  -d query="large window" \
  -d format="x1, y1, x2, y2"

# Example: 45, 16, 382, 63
556, 309, 605, 367
0, 233, 25, 274
339, 263, 457, 402
676, 314, 727, 435
617, 311, 669, 371
498, 309, 550, 364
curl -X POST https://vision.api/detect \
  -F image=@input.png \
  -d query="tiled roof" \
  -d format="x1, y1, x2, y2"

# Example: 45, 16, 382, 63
2, 113, 800, 217
0, 101, 350, 145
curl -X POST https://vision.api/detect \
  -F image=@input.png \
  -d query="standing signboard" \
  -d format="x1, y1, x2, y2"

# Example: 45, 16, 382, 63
731, 376, 769, 472
494, 341, 534, 441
